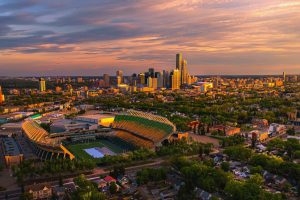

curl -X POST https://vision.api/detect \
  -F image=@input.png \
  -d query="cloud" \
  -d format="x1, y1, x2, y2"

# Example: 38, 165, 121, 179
0, 0, 38, 11
0, 0, 299, 75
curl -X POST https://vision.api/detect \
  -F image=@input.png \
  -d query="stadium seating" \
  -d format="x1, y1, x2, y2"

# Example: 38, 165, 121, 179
112, 110, 176, 148
115, 130, 154, 149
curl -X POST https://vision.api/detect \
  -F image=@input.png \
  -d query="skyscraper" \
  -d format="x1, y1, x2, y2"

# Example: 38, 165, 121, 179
283, 72, 286, 82
176, 53, 183, 70
116, 70, 123, 83
163, 70, 170, 88
147, 77, 158, 90
181, 59, 188, 85
171, 69, 180, 90
103, 74, 110, 87
155, 71, 163, 88
149, 68, 155, 78
138, 73, 146, 85
116, 70, 123, 77
176, 53, 189, 85
116, 76, 122, 85
147, 77, 153, 88
39, 78, 46, 92
152, 78, 158, 90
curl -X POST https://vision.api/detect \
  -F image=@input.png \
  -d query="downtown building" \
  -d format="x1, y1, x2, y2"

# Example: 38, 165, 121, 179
39, 78, 46, 92
176, 53, 191, 86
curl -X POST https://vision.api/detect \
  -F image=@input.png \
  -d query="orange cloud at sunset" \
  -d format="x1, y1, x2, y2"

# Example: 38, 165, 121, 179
0, 0, 299, 76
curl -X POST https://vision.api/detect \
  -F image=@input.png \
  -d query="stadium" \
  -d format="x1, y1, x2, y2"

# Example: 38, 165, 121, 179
21, 110, 178, 160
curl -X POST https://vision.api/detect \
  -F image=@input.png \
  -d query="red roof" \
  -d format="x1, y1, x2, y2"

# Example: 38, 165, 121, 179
104, 176, 116, 183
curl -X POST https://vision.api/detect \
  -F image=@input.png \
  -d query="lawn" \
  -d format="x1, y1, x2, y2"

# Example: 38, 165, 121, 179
66, 139, 125, 160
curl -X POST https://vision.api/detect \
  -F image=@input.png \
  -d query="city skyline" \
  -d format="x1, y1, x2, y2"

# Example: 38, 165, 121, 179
0, 0, 300, 76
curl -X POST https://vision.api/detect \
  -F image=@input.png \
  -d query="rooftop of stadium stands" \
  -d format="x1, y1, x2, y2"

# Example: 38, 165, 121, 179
76, 113, 115, 121
22, 120, 62, 147
114, 110, 176, 134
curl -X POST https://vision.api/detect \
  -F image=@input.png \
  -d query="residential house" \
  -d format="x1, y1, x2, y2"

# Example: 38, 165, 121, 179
26, 184, 52, 200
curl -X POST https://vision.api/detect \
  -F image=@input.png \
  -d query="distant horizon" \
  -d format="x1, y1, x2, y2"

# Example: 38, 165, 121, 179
0, 73, 298, 78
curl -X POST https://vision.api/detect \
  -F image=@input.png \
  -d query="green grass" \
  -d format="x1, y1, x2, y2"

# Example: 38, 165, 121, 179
66, 140, 125, 160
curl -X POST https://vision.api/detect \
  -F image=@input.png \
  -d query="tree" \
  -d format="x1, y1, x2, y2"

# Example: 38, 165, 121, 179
90, 192, 106, 200
59, 174, 63, 187
109, 182, 118, 194
285, 138, 300, 159
224, 146, 252, 162
250, 166, 263, 174
20, 193, 33, 200
136, 168, 167, 185
198, 146, 204, 158
248, 174, 264, 186
286, 127, 295, 135
225, 175, 282, 200
72, 174, 106, 200
203, 143, 213, 155
78, 110, 86, 115
221, 162, 230, 172
110, 165, 125, 178
251, 134, 257, 148
222, 135, 245, 147
177, 185, 196, 200
224, 180, 244, 200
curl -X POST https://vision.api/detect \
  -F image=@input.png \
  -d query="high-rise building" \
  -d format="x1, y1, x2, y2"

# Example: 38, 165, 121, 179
181, 59, 188, 84
176, 53, 183, 70
116, 70, 123, 77
176, 53, 189, 85
0, 86, 4, 104
155, 72, 163, 88
138, 73, 146, 85
131, 73, 137, 86
103, 74, 110, 87
152, 78, 158, 90
149, 68, 155, 78
283, 72, 286, 82
147, 77, 158, 90
39, 78, 46, 92
163, 70, 170, 88
147, 77, 153, 88
116, 76, 122, 85
116, 70, 123, 83
171, 69, 180, 90
144, 72, 150, 85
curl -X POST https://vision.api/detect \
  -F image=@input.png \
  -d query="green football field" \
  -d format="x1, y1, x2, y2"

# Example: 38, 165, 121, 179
66, 140, 125, 160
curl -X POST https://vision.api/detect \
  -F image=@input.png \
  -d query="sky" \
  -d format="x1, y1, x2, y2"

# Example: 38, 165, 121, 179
0, 0, 299, 76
